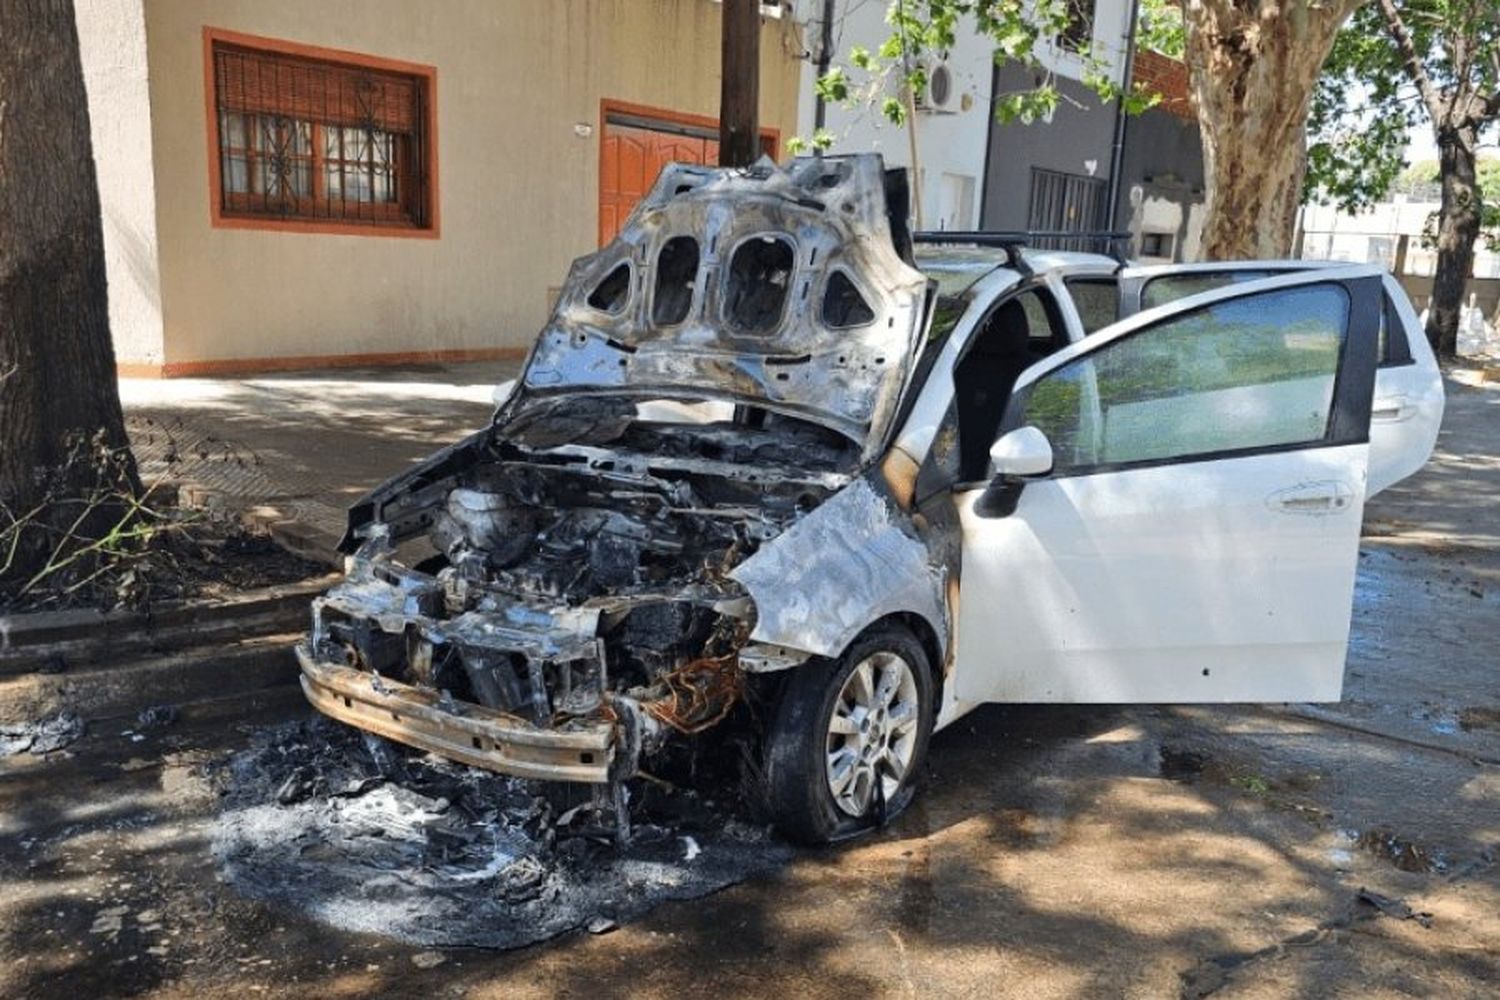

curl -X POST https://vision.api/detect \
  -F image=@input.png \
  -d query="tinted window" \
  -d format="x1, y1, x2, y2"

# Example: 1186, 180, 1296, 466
587, 262, 631, 314
1016, 288, 1067, 352
725, 235, 794, 334
1140, 270, 1279, 311
1066, 278, 1118, 334
926, 293, 972, 345
1023, 285, 1349, 474
652, 237, 699, 326
1378, 293, 1412, 366
823, 271, 876, 327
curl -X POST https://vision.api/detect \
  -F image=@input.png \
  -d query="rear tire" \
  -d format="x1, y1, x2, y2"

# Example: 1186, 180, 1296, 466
762, 625, 934, 844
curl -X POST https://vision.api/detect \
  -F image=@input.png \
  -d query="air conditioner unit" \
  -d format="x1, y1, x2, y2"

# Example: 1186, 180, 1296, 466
915, 59, 956, 114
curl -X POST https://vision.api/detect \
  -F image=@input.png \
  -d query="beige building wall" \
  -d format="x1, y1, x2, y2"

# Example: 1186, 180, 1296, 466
76, 0, 166, 368
131, 0, 803, 374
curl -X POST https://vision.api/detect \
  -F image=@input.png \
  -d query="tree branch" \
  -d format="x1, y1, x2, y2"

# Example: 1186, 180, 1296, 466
1375, 0, 1448, 125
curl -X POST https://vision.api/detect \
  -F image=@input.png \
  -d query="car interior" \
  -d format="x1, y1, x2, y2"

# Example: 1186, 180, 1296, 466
953, 287, 1070, 481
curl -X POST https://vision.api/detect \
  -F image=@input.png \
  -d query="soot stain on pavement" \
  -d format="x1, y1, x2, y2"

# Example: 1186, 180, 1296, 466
209, 719, 793, 949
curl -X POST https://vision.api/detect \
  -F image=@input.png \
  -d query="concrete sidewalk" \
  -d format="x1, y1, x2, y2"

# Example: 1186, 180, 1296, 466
120, 360, 521, 563
123, 360, 1500, 563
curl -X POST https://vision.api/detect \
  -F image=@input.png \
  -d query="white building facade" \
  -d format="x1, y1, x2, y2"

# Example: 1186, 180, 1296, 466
793, 1, 1134, 234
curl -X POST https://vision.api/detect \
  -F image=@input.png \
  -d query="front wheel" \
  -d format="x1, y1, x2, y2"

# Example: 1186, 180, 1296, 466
762, 626, 934, 844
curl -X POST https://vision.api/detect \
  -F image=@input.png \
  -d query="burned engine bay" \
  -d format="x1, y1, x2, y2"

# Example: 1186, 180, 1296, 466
306, 400, 856, 779
296, 154, 943, 831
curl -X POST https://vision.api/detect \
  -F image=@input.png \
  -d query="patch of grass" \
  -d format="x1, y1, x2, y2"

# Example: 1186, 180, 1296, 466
1230, 773, 1272, 796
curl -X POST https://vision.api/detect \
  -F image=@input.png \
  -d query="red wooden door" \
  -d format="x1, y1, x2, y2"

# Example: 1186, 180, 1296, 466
598, 108, 776, 247
599, 122, 714, 246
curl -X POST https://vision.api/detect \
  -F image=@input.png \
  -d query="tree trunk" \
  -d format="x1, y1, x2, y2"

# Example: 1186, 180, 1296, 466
0, 0, 138, 582
1426, 126, 1480, 358
1182, 0, 1361, 259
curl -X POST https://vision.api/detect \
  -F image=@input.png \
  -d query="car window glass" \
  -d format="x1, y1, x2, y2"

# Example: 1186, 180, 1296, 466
652, 237, 699, 326
725, 235, 794, 334
587, 262, 631, 314
1023, 284, 1349, 474
1140, 270, 1279, 311
1378, 292, 1411, 365
1011, 288, 1066, 353
1066, 278, 1119, 334
1020, 292, 1054, 349
951, 287, 1067, 480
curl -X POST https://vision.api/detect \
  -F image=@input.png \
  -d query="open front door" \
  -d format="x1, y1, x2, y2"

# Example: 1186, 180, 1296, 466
953, 267, 1384, 704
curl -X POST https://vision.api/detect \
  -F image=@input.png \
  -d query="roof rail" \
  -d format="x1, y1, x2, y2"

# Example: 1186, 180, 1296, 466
913, 230, 1133, 267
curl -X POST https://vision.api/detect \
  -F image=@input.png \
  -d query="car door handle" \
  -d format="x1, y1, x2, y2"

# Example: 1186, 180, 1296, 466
1267, 480, 1354, 515
1372, 395, 1413, 423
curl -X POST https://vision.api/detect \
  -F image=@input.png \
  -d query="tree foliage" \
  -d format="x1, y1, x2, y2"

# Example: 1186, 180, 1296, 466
1310, 0, 1500, 354
1307, 1, 1500, 211
1138, 0, 1186, 59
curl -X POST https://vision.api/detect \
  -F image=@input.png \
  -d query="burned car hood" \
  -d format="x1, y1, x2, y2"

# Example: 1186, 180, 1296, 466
505, 154, 934, 454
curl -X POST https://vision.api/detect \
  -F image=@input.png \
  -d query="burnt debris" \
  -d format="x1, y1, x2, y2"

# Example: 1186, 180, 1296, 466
1, 711, 85, 756
211, 720, 792, 950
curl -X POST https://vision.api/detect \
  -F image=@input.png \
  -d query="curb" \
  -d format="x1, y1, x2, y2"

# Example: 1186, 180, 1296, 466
0, 575, 335, 676
0, 632, 302, 724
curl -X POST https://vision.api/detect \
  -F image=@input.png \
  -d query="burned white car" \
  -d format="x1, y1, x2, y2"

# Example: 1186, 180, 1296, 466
298, 154, 1443, 844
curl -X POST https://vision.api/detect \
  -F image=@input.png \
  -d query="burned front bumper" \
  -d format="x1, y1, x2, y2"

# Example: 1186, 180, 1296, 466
297, 645, 616, 783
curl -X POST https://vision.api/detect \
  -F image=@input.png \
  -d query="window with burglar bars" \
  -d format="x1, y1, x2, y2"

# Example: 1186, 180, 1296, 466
207, 33, 435, 232
1026, 167, 1108, 251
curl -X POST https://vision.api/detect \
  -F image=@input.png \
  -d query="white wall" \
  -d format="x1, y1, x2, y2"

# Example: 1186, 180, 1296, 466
794, 0, 1133, 232
75, 0, 165, 368
794, 0, 993, 230
1301, 198, 1500, 278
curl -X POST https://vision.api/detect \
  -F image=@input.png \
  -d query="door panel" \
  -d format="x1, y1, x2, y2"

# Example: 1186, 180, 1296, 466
954, 268, 1383, 705
1366, 277, 1445, 494
954, 444, 1368, 702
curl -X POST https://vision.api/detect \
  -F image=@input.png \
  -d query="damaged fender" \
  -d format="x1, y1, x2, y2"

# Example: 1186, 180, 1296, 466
729, 475, 948, 663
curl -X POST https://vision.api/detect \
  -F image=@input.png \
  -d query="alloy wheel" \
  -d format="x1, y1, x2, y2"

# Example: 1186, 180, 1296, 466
824, 650, 920, 817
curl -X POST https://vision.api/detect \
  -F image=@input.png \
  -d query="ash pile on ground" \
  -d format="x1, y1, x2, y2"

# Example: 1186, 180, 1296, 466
0, 711, 85, 756
209, 718, 793, 949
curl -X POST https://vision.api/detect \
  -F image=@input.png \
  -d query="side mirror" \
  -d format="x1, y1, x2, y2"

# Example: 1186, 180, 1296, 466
491, 378, 518, 409
989, 426, 1054, 479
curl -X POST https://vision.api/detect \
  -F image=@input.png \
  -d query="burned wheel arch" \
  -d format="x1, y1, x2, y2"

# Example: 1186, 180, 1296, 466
729, 475, 948, 667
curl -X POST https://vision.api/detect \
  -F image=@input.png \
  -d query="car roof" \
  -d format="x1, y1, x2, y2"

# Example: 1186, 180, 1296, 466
914, 244, 1117, 270
914, 244, 1117, 298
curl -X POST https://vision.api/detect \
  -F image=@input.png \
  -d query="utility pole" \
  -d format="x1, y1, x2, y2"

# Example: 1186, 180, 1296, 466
813, 0, 835, 134
719, 0, 760, 167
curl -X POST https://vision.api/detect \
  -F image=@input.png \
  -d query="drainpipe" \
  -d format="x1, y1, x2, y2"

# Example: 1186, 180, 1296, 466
1104, 0, 1140, 231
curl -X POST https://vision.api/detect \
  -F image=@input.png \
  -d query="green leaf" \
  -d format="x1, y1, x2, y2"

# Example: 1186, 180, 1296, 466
815, 67, 849, 104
